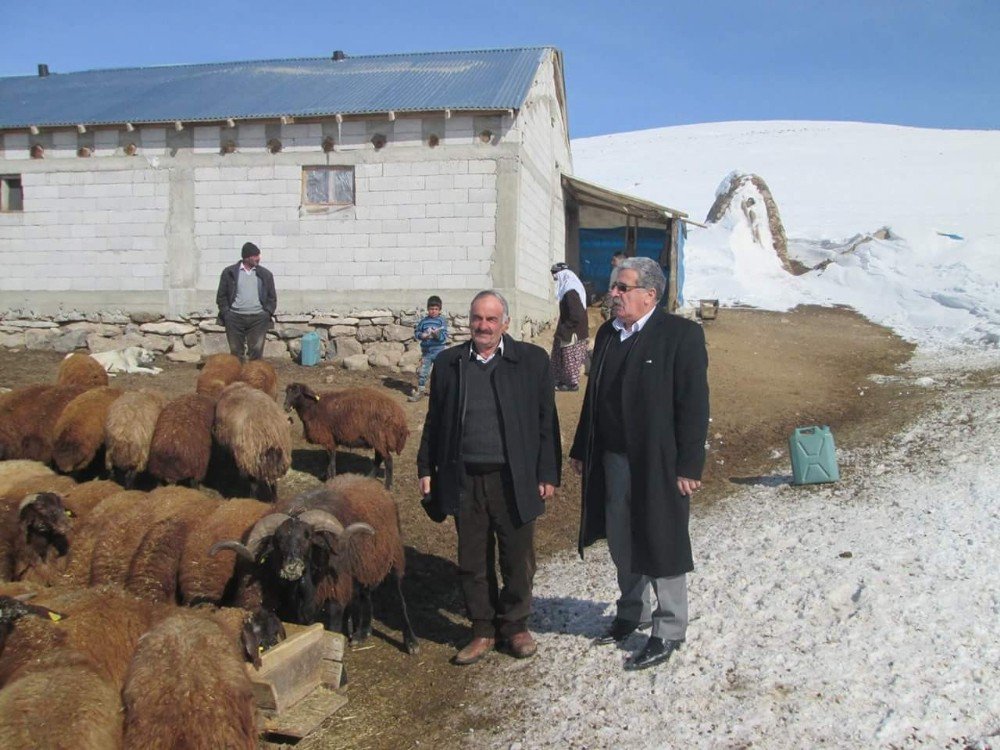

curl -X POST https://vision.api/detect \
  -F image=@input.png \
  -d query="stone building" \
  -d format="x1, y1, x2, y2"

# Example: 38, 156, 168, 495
0, 47, 687, 364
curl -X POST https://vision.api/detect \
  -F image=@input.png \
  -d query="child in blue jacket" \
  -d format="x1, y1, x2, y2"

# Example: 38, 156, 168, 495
409, 295, 448, 401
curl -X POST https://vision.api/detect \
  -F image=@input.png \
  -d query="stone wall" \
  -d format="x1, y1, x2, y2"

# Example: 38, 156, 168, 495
0, 307, 551, 371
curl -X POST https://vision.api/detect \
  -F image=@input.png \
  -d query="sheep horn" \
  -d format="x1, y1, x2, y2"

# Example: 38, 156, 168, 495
17, 493, 43, 512
342, 522, 376, 540
245, 513, 293, 557
297, 509, 344, 536
208, 540, 255, 562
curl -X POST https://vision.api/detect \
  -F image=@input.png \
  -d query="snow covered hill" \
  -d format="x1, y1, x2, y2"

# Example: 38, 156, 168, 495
572, 121, 1000, 349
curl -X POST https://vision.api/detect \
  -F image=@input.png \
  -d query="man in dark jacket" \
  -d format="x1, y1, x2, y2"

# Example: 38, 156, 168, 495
215, 242, 277, 361
570, 256, 709, 671
417, 290, 561, 666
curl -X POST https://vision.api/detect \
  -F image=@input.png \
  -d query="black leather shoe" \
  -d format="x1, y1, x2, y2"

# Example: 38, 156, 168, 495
593, 619, 640, 645
623, 637, 682, 671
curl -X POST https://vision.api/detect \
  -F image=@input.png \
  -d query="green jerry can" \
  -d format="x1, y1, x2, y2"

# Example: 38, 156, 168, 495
789, 425, 839, 485
299, 331, 321, 367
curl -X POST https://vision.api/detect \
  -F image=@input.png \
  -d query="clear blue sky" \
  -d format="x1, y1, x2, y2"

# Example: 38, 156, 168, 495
2, 0, 996, 138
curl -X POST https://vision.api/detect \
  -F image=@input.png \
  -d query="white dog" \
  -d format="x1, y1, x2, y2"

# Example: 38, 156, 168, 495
83, 346, 163, 376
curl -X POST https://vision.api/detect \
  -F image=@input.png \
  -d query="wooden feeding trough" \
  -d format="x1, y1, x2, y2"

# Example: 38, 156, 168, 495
251, 622, 347, 746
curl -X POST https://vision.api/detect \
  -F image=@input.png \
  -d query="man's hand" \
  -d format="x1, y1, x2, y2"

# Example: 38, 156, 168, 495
538, 483, 555, 501
677, 477, 702, 496
570, 458, 584, 476
419, 476, 431, 496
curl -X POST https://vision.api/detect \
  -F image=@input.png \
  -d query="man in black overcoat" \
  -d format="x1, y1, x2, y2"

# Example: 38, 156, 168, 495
570, 256, 709, 670
417, 290, 561, 665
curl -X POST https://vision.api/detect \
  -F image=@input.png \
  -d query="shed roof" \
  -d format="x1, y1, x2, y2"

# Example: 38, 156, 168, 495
0, 47, 553, 130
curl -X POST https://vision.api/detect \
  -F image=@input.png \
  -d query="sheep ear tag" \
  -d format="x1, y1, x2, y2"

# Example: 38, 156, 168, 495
311, 394, 320, 401
258, 645, 265, 654
47, 612, 62, 621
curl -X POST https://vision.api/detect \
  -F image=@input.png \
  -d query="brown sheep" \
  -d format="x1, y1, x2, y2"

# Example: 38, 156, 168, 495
237, 358, 278, 399
0, 650, 124, 750
122, 610, 257, 750
195, 353, 242, 399
59, 478, 127, 519
56, 352, 109, 388
125, 486, 221, 603
0, 585, 163, 689
284, 382, 409, 489
0, 460, 54, 496
0, 386, 52, 460
178, 497, 272, 606
147, 393, 216, 488
51, 386, 125, 474
2, 384, 90, 463
12, 492, 74, 585
104, 388, 167, 488
0, 474, 77, 582
214, 382, 292, 502
62, 490, 146, 586
280, 475, 418, 653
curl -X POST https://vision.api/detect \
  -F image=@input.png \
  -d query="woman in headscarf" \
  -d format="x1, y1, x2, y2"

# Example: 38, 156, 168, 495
550, 262, 590, 392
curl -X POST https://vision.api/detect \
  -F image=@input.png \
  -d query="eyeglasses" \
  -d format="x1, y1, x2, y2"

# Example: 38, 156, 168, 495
610, 281, 645, 293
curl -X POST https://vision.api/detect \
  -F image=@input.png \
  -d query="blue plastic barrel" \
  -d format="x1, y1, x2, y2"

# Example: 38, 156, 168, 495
300, 331, 321, 366
789, 426, 839, 485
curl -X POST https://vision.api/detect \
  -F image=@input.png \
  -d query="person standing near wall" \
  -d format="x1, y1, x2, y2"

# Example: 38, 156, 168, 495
570, 256, 710, 671
215, 242, 277, 362
409, 294, 449, 402
549, 263, 590, 392
417, 290, 561, 665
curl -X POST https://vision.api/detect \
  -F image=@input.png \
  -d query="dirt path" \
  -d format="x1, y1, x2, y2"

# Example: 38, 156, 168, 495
0, 305, 923, 749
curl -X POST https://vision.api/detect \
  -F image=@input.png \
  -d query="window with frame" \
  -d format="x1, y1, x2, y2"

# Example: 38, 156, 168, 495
302, 166, 354, 207
1, 175, 23, 212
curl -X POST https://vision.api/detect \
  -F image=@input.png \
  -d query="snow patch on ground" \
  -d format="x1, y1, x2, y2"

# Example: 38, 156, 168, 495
470, 355, 1000, 749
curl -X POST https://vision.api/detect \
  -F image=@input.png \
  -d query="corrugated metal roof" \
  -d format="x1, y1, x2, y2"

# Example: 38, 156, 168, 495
0, 47, 552, 129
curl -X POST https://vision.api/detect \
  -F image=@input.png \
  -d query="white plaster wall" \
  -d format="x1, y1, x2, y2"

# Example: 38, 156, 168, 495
511, 51, 571, 302
0, 166, 169, 293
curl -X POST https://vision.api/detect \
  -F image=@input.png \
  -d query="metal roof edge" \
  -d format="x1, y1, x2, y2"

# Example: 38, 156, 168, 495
561, 174, 689, 220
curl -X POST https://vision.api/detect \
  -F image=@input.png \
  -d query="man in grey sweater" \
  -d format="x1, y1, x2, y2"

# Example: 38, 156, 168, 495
215, 242, 277, 361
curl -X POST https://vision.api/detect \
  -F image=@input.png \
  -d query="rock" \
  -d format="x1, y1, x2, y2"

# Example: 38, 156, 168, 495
333, 337, 364, 358
4, 320, 58, 329
310, 316, 343, 326
0, 332, 24, 348
276, 314, 313, 323
51, 330, 90, 353
263, 339, 289, 358
198, 320, 226, 332
99, 311, 130, 325
140, 321, 196, 336
200, 333, 231, 356
62, 322, 109, 335
352, 309, 392, 319
276, 325, 312, 340
328, 325, 358, 337
399, 349, 423, 368
182, 333, 199, 347
343, 354, 370, 371
364, 341, 405, 364
130, 312, 162, 324
24, 329, 58, 349
368, 352, 393, 368
141, 334, 172, 353
167, 347, 202, 363
356, 325, 381, 343
371, 316, 394, 326
384, 324, 413, 343
53, 311, 88, 323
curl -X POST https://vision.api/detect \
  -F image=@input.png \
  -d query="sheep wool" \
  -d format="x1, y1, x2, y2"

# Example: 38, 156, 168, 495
0, 385, 53, 460
214, 382, 292, 501
122, 611, 257, 750
195, 353, 242, 399
51, 386, 125, 474
104, 388, 168, 486
237, 359, 278, 400
179, 497, 272, 606
56, 352, 109, 388
12, 384, 89, 463
0, 474, 77, 582
62, 490, 145, 586
0, 460, 54, 497
147, 393, 216, 486
125, 486, 220, 603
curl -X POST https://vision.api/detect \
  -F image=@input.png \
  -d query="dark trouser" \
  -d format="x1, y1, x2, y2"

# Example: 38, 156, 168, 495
455, 463, 535, 639
225, 311, 270, 361
603, 451, 688, 641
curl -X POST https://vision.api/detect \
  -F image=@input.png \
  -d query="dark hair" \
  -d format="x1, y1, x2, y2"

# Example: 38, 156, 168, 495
241, 242, 260, 259
427, 295, 442, 308
550, 262, 569, 274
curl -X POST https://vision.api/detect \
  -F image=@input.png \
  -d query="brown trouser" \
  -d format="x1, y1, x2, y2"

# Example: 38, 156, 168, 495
225, 311, 270, 362
455, 463, 535, 639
